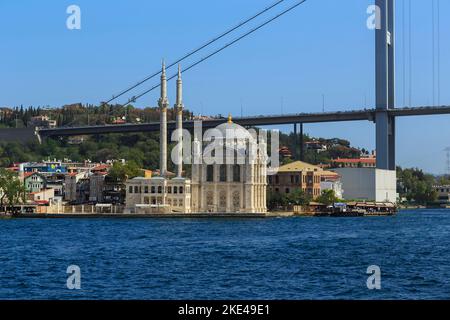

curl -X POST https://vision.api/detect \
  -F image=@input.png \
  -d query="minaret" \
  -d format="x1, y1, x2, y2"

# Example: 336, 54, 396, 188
174, 65, 184, 177
158, 60, 169, 177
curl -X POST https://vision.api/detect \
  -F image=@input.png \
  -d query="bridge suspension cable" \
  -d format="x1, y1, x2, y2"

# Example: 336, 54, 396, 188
99, 0, 287, 108
123, 0, 309, 105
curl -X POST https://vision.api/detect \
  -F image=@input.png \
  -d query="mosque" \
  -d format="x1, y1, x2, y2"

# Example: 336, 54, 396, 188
125, 62, 267, 214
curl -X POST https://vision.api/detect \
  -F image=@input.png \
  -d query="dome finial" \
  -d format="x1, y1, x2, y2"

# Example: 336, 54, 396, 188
227, 113, 233, 124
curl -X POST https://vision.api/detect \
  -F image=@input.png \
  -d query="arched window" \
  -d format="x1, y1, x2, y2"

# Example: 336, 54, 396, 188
151, 186, 156, 194
158, 186, 162, 194
174, 186, 178, 194
179, 186, 183, 194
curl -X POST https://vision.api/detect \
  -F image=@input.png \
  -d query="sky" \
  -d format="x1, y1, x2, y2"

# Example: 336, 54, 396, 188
0, 0, 449, 174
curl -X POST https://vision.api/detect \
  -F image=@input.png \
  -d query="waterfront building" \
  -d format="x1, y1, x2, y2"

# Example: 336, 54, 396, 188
320, 170, 343, 199
125, 62, 267, 214
333, 167, 396, 203
267, 161, 322, 199
190, 119, 268, 213
434, 185, 450, 206
28, 188, 55, 205
24, 172, 47, 193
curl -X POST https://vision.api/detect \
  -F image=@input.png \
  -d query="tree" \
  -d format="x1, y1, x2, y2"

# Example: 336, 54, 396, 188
0, 169, 27, 210
316, 189, 338, 206
287, 188, 311, 206
107, 161, 142, 183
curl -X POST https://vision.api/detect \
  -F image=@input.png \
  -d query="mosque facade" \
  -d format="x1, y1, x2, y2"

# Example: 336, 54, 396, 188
125, 62, 267, 214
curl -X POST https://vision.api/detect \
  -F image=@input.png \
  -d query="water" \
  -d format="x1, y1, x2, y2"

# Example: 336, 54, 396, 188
0, 209, 450, 300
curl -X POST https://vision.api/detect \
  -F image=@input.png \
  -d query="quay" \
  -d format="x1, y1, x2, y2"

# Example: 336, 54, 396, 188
9, 212, 267, 219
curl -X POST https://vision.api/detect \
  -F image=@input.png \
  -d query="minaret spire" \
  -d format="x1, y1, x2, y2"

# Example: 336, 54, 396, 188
158, 59, 169, 177
175, 64, 184, 177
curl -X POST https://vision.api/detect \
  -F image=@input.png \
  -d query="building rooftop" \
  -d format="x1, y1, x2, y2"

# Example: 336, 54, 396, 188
277, 161, 322, 173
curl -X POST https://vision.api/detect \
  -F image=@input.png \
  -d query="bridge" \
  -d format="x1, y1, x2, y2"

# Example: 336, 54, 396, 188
3, 0, 449, 177
37, 105, 450, 137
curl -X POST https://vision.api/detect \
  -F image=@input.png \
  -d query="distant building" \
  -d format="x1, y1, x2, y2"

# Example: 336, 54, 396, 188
267, 161, 323, 199
320, 170, 343, 199
89, 173, 106, 203
305, 140, 327, 153
64, 172, 87, 202
331, 157, 376, 168
28, 188, 55, 205
278, 146, 292, 159
23, 161, 67, 174
434, 185, 450, 206
24, 172, 47, 193
67, 136, 87, 145
28, 115, 57, 128
102, 176, 125, 204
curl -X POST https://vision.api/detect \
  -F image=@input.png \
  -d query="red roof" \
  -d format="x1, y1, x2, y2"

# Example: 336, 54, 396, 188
92, 164, 110, 171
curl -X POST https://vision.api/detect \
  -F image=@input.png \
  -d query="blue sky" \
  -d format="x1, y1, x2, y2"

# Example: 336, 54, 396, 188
1, 0, 449, 174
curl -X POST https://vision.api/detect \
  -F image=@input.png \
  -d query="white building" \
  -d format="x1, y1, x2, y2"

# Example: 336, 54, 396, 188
333, 168, 396, 203
125, 62, 267, 214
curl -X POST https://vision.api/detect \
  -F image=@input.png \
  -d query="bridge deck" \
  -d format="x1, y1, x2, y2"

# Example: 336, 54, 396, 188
35, 106, 450, 137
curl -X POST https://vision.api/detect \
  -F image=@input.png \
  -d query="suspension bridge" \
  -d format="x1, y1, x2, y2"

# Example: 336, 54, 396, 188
2, 0, 448, 174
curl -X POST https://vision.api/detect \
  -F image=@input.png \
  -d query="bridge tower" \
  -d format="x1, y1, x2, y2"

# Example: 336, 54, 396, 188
376, 0, 396, 170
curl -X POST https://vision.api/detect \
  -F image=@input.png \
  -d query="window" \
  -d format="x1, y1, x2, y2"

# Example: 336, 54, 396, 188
295, 175, 300, 183
268, 176, 272, 184
174, 186, 178, 194
144, 186, 149, 194
158, 186, 162, 194
168, 186, 172, 193
134, 186, 139, 193
129, 186, 133, 194
233, 165, 240, 182
285, 188, 290, 194
151, 186, 155, 194
206, 165, 214, 182
275, 176, 279, 184
179, 186, 183, 194
290, 176, 294, 183
220, 165, 227, 182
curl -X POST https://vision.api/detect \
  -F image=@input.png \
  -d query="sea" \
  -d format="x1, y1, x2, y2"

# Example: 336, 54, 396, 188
0, 209, 449, 300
